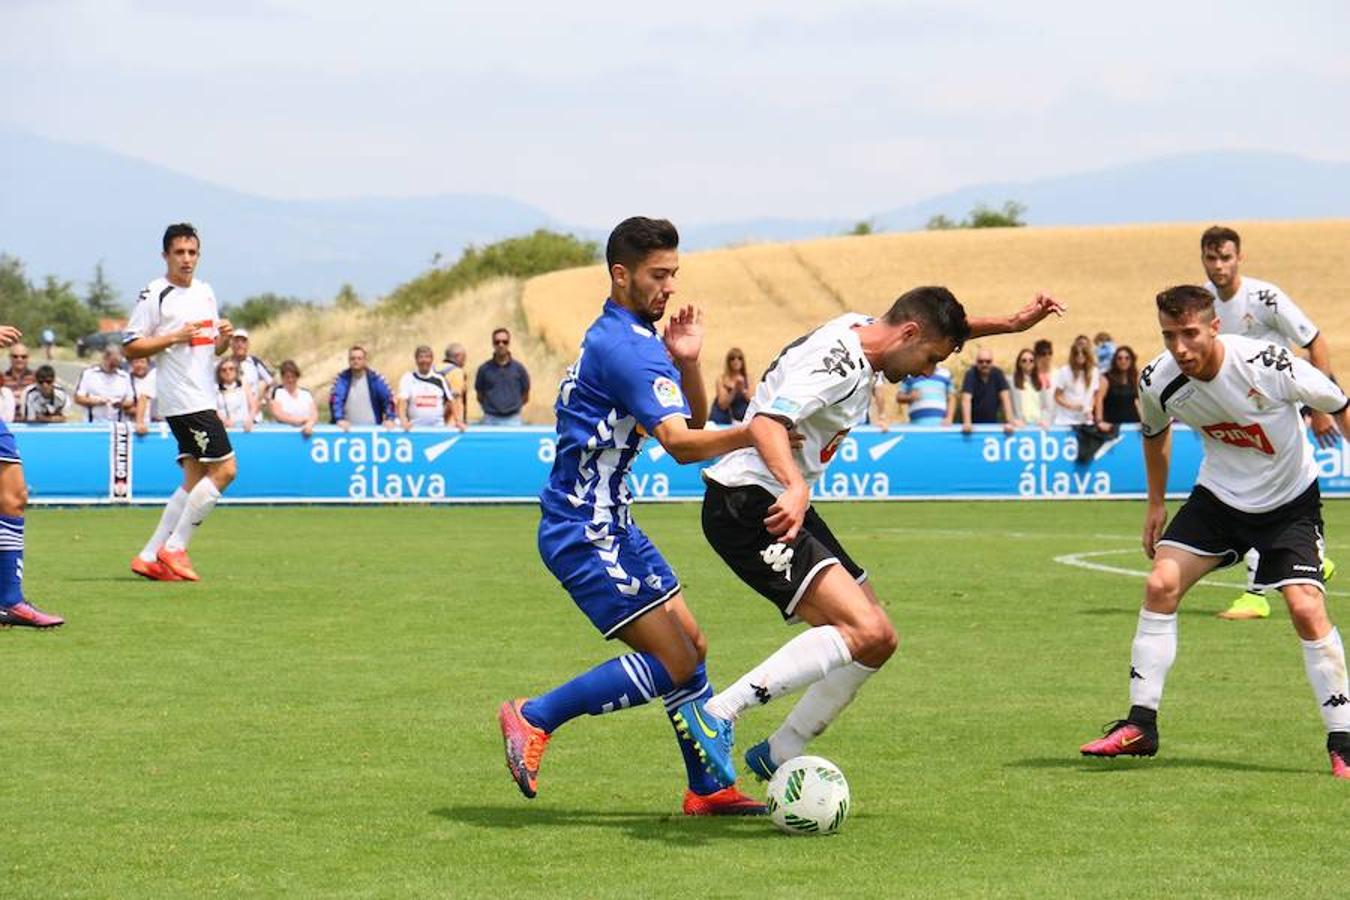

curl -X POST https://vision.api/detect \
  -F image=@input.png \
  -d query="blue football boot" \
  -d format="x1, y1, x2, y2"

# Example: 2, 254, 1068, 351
744, 740, 778, 782
672, 699, 736, 786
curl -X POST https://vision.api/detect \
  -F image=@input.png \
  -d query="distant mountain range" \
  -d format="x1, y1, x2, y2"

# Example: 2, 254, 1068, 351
3, 125, 1348, 304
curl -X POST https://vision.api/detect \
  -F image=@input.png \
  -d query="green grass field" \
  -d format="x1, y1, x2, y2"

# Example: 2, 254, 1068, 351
6, 500, 1350, 898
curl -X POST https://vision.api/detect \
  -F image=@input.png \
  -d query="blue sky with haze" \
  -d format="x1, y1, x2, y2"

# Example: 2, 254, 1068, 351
3, 0, 1347, 227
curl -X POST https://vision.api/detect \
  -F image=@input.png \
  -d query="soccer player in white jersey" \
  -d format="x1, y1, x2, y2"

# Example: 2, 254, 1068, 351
1080, 285, 1350, 779
696, 285, 1065, 780
1201, 225, 1341, 620
396, 345, 453, 429
123, 223, 237, 583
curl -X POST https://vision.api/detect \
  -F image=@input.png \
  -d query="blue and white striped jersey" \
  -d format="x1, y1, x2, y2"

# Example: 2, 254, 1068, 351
539, 300, 690, 529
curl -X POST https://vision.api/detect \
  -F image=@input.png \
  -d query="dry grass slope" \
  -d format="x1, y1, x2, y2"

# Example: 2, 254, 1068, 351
524, 219, 1350, 420
257, 220, 1350, 423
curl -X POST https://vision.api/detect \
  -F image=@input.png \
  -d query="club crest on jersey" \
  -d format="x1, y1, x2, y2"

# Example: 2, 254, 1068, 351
1202, 421, 1274, 455
820, 429, 850, 463
651, 377, 682, 409
1246, 388, 1269, 411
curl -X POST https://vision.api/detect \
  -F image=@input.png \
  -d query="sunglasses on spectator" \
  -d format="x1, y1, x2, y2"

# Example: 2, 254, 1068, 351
37, 378, 54, 385
493, 339, 510, 345
12, 354, 27, 359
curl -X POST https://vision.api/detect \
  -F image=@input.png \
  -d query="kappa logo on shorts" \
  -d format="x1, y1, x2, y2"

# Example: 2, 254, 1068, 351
760, 543, 794, 580
1201, 421, 1274, 455
191, 428, 209, 454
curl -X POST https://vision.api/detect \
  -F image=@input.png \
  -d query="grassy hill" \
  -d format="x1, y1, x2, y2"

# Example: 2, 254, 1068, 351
256, 220, 1350, 422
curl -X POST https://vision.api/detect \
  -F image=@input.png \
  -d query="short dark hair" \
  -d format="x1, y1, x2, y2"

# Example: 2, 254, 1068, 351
35, 364, 56, 383
1201, 225, 1240, 254
1033, 338, 1053, 356
606, 217, 679, 272
1156, 284, 1216, 320
162, 222, 200, 252
882, 286, 971, 351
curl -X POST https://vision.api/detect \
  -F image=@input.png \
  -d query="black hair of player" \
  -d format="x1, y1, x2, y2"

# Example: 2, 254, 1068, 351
606, 217, 679, 272
1200, 225, 1240, 254
1156, 285, 1216, 320
162, 222, 200, 252
883, 286, 972, 352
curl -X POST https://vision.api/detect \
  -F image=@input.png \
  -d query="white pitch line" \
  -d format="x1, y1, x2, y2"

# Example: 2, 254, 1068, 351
1053, 548, 1350, 597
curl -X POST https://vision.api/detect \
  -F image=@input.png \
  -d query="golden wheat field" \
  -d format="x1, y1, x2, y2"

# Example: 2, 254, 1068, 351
257, 220, 1350, 423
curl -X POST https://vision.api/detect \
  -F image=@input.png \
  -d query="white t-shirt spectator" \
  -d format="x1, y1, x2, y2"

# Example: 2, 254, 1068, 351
271, 385, 317, 424
75, 365, 135, 422
217, 384, 251, 426
1051, 365, 1100, 426
132, 369, 159, 421
23, 384, 70, 421
123, 277, 220, 417
398, 370, 452, 427
0, 386, 13, 423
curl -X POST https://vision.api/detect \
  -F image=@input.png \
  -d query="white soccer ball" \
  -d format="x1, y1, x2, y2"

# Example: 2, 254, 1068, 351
765, 755, 850, 836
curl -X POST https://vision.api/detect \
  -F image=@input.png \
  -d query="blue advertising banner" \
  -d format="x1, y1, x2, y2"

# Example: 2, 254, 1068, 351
10, 423, 1350, 504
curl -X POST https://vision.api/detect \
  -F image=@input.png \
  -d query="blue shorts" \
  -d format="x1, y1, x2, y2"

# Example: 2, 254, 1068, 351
538, 516, 680, 638
0, 421, 19, 464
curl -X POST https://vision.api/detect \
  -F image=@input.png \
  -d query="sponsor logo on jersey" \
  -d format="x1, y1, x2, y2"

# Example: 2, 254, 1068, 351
188, 319, 216, 347
1246, 344, 1293, 375
811, 339, 857, 378
651, 376, 683, 409
820, 429, 851, 463
1201, 421, 1274, 455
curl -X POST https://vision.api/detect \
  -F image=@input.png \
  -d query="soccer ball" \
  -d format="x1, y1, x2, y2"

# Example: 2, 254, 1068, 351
765, 755, 850, 836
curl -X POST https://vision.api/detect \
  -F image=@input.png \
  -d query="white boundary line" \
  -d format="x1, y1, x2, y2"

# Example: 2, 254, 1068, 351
1053, 547, 1350, 598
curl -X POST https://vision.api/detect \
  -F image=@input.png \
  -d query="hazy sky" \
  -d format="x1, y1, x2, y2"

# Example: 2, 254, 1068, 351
4, 0, 1347, 227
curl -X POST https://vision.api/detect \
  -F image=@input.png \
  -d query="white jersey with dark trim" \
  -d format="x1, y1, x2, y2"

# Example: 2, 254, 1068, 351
124, 277, 220, 417
1207, 276, 1318, 349
703, 313, 876, 495
1138, 334, 1348, 513
398, 370, 451, 426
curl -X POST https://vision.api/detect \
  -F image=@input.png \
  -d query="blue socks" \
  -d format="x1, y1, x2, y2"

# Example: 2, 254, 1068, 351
521, 653, 676, 733
519, 654, 725, 795
0, 515, 23, 609
663, 662, 724, 795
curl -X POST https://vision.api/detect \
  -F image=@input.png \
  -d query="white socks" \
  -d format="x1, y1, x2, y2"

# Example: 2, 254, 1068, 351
705, 625, 852, 721
1129, 609, 1177, 711
1302, 628, 1350, 733
139, 487, 189, 562
767, 661, 878, 763
165, 479, 221, 553
1244, 547, 1261, 593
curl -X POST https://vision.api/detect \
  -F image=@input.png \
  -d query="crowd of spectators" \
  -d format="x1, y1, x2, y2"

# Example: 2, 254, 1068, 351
868, 333, 1141, 433
0, 326, 537, 433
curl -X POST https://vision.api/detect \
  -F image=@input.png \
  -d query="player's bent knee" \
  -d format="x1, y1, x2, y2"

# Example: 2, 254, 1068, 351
211, 457, 238, 486
853, 613, 898, 666
1144, 569, 1181, 611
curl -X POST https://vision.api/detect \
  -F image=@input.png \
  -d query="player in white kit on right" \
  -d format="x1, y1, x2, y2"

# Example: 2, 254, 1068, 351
1201, 225, 1340, 620
1080, 285, 1350, 779
123, 223, 238, 583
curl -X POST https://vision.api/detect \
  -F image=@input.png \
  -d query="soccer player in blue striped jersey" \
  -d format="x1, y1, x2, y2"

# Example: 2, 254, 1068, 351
0, 323, 64, 630
498, 217, 766, 815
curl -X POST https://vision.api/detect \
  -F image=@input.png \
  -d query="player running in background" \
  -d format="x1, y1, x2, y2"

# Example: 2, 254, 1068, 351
696, 286, 1064, 780
1080, 285, 1350, 779
0, 324, 64, 629
498, 217, 770, 815
123, 223, 237, 583
1201, 226, 1340, 620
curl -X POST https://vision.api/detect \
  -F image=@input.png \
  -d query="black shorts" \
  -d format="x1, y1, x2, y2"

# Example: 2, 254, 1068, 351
701, 478, 867, 620
1158, 481, 1326, 592
166, 409, 234, 464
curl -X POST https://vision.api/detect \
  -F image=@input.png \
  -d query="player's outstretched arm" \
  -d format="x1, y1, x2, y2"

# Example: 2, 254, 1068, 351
651, 415, 751, 464
1141, 429, 1172, 559
967, 292, 1066, 338
751, 414, 810, 541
